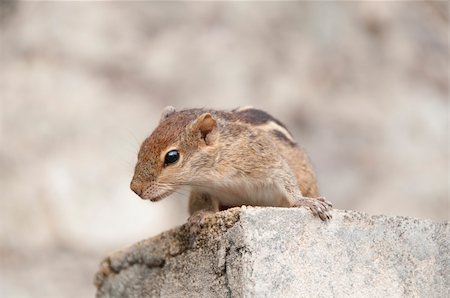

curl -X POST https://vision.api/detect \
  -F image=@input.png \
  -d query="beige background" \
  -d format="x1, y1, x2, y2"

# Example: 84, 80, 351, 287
0, 2, 448, 297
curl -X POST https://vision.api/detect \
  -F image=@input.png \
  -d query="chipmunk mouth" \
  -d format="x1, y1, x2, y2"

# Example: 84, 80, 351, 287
141, 187, 174, 202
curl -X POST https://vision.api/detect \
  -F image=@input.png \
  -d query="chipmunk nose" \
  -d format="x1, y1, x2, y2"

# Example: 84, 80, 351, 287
130, 179, 144, 196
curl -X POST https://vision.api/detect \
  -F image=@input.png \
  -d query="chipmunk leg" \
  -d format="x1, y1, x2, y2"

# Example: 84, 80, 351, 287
187, 189, 220, 233
188, 190, 219, 215
278, 171, 333, 221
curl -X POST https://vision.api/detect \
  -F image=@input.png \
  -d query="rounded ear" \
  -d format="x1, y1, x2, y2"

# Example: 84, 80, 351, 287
192, 113, 217, 145
159, 106, 176, 123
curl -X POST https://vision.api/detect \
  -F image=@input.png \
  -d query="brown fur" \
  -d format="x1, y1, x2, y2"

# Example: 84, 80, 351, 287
130, 107, 332, 221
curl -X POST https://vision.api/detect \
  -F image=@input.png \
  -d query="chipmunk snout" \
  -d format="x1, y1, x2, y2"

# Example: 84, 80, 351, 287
130, 180, 145, 197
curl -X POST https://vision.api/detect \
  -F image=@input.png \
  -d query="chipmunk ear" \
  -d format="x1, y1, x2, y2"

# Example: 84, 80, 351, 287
159, 106, 176, 123
191, 113, 217, 145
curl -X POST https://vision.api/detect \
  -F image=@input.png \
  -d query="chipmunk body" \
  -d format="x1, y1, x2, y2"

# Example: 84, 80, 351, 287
131, 106, 332, 221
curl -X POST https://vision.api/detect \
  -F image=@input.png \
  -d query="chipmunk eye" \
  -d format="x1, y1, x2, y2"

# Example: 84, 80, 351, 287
164, 150, 179, 166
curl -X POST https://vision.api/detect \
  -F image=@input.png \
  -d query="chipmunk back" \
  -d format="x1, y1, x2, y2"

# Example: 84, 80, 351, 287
131, 106, 332, 221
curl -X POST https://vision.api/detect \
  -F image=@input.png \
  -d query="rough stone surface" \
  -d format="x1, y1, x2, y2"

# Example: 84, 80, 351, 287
95, 207, 449, 297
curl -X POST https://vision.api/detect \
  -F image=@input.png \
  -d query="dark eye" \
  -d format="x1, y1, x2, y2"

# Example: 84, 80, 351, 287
164, 150, 179, 166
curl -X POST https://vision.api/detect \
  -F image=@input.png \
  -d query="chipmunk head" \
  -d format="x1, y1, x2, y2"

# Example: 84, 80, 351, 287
130, 106, 218, 201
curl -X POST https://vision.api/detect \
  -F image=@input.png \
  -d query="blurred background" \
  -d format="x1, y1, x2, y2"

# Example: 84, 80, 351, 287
0, 1, 448, 297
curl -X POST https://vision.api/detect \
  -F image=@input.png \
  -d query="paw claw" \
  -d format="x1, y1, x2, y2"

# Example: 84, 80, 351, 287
292, 196, 333, 221
317, 196, 333, 208
188, 210, 214, 234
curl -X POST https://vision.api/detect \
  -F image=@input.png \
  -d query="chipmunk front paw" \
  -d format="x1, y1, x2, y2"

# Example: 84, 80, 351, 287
292, 196, 333, 221
187, 210, 215, 234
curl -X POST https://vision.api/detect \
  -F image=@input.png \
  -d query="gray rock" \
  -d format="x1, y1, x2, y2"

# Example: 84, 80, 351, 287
94, 207, 449, 297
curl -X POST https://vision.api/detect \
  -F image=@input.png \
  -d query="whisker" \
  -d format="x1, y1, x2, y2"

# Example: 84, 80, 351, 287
171, 190, 191, 198
123, 128, 142, 149
157, 181, 212, 189
154, 184, 193, 198
155, 181, 243, 200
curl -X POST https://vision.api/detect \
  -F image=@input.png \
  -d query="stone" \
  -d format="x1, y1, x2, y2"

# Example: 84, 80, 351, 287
94, 207, 449, 297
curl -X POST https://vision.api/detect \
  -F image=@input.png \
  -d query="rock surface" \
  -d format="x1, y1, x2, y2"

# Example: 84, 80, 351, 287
95, 207, 449, 297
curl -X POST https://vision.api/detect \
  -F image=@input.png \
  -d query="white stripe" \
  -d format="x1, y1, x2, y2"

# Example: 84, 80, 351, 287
257, 121, 294, 142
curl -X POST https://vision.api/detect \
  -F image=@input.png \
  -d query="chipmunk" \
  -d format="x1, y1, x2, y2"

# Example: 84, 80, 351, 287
130, 106, 332, 222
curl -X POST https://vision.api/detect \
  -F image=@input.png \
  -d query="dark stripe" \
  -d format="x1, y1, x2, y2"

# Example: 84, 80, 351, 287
272, 130, 296, 147
236, 108, 290, 131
